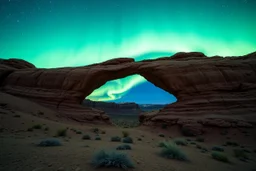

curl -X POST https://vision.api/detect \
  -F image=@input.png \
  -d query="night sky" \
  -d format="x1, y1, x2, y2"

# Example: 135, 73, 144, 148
0, 0, 255, 104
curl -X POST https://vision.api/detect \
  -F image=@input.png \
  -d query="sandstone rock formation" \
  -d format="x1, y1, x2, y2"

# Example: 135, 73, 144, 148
0, 52, 256, 128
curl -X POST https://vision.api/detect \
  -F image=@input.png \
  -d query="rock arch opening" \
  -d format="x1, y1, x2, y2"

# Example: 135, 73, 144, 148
83, 74, 177, 127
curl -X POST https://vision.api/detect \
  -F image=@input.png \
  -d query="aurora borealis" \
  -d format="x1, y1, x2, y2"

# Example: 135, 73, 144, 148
0, 0, 255, 104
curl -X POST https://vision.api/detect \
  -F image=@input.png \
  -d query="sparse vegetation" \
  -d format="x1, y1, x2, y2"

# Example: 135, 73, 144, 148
159, 134, 165, 137
211, 152, 229, 163
233, 149, 248, 160
243, 149, 251, 153
196, 144, 202, 149
158, 141, 169, 148
44, 127, 49, 131
92, 128, 99, 134
111, 119, 140, 128
111, 136, 121, 142
82, 135, 91, 140
122, 131, 129, 138
190, 142, 196, 145
38, 139, 62, 147
13, 114, 21, 118
116, 144, 132, 150
76, 130, 82, 134
212, 146, 224, 152
56, 129, 67, 137
38, 111, 44, 115
159, 142, 188, 161
101, 130, 106, 134
27, 128, 33, 132
201, 147, 208, 153
123, 137, 133, 144
226, 141, 238, 146
95, 136, 101, 140
137, 138, 142, 141
174, 138, 188, 146
91, 150, 134, 169
196, 137, 204, 142
33, 124, 42, 129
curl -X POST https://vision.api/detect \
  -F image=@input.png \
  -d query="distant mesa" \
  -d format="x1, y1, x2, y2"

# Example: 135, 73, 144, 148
82, 99, 167, 116
0, 51, 256, 129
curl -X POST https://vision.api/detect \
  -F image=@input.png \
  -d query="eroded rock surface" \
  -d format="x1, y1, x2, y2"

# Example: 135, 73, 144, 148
0, 52, 256, 126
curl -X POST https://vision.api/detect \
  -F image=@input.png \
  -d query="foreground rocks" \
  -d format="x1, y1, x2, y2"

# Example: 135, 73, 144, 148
0, 52, 256, 127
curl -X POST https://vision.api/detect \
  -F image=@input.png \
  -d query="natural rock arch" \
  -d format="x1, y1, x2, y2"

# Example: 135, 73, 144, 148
1, 52, 256, 126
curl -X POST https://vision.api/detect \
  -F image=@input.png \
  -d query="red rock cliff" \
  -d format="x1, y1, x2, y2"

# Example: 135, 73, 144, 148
0, 52, 256, 126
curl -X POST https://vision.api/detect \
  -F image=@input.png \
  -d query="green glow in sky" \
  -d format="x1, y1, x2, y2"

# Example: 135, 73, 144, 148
1, 0, 255, 103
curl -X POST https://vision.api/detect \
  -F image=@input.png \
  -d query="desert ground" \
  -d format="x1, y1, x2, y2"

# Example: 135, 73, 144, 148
0, 92, 256, 171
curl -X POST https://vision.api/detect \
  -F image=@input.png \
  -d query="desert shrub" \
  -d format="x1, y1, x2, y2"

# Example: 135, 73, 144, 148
82, 135, 91, 140
92, 128, 99, 133
38, 111, 44, 115
38, 139, 61, 147
233, 149, 248, 160
160, 142, 188, 161
161, 123, 168, 129
211, 152, 229, 163
122, 131, 129, 138
33, 124, 42, 129
122, 144, 132, 150
254, 149, 256, 153
111, 136, 121, 142
226, 141, 238, 146
243, 149, 251, 153
137, 138, 142, 141
95, 136, 101, 140
201, 147, 208, 153
196, 137, 205, 142
202, 147, 208, 152
91, 150, 134, 169
123, 137, 133, 144
212, 146, 224, 152
174, 139, 188, 146
14, 114, 21, 118
27, 128, 33, 132
159, 134, 165, 137
56, 129, 67, 137
44, 127, 49, 131
196, 144, 202, 149
76, 130, 82, 134
158, 141, 169, 148
101, 130, 106, 134
190, 142, 196, 145
116, 144, 132, 150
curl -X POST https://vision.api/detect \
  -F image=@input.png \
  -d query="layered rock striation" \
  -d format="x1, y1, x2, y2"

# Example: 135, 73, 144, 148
0, 52, 256, 127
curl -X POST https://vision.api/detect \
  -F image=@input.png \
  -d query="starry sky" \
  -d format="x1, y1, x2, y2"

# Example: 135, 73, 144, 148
0, 0, 255, 104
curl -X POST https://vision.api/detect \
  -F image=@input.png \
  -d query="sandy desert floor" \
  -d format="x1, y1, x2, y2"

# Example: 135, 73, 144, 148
0, 92, 256, 171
